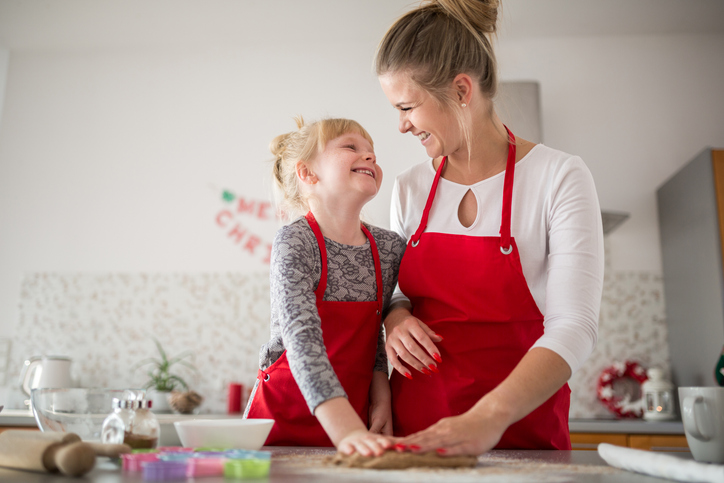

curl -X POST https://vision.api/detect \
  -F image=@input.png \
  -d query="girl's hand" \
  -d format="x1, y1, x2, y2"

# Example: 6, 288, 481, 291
338, 429, 394, 456
384, 303, 443, 377
399, 407, 507, 456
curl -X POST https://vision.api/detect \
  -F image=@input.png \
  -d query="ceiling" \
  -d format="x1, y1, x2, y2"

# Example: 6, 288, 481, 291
0, 0, 723, 52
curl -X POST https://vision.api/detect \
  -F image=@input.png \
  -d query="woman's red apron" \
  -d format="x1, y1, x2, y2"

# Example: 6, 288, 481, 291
246, 212, 383, 446
392, 129, 571, 449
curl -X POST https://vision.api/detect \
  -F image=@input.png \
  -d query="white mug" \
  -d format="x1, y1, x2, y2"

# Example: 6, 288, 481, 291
679, 387, 724, 463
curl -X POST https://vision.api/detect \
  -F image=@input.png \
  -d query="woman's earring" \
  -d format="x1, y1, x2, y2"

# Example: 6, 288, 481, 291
461, 103, 467, 108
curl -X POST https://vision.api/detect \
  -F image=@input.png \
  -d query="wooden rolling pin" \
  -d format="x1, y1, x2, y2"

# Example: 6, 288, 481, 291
0, 430, 131, 477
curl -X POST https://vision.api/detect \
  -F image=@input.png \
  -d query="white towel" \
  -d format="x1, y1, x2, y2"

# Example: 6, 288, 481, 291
598, 443, 724, 483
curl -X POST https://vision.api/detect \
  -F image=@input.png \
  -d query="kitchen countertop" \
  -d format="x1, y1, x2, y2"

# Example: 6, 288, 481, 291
0, 447, 694, 482
568, 418, 685, 434
1, 409, 686, 434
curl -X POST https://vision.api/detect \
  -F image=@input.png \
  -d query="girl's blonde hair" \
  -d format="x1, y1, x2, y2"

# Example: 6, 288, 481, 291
271, 116, 374, 216
376, 0, 503, 151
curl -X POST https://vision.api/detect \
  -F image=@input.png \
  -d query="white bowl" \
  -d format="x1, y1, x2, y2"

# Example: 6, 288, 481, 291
173, 418, 274, 450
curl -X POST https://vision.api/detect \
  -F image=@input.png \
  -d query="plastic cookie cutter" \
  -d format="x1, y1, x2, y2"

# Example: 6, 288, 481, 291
141, 460, 188, 481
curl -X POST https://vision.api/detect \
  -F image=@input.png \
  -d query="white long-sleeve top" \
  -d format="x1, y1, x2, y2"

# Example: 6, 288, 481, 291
390, 143, 604, 374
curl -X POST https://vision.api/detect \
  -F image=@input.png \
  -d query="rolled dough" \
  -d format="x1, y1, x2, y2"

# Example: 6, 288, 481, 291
331, 450, 478, 469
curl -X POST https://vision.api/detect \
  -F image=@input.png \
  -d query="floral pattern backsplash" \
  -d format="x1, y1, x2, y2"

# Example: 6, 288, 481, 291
8, 273, 272, 414
7, 261, 669, 418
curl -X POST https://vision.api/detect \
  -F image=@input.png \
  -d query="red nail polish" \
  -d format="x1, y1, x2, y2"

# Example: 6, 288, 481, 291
428, 364, 439, 373
436, 448, 447, 455
409, 444, 421, 451
436, 334, 444, 341
394, 444, 407, 451
404, 372, 413, 380
433, 353, 442, 363
421, 368, 432, 376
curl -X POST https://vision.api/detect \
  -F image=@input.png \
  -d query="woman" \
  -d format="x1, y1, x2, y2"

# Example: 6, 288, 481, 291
376, 0, 604, 455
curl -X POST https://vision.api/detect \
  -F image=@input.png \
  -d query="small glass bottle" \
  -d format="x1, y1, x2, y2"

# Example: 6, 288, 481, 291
125, 399, 160, 449
101, 398, 135, 444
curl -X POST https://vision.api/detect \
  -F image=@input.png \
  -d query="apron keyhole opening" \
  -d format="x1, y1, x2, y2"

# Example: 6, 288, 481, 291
458, 189, 477, 228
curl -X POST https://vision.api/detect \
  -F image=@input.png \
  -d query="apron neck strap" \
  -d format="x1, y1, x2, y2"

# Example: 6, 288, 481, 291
499, 126, 516, 252
410, 157, 447, 246
410, 126, 517, 250
305, 211, 384, 312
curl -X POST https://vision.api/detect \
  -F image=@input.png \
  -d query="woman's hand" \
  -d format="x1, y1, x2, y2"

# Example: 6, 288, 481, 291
398, 406, 508, 456
338, 429, 394, 456
368, 371, 393, 435
384, 302, 443, 377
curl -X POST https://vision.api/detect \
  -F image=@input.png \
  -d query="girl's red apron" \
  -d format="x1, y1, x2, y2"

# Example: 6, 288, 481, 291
392, 129, 571, 449
247, 212, 383, 446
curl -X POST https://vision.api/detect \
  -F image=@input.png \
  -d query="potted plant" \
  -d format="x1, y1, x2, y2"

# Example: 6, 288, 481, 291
133, 338, 200, 413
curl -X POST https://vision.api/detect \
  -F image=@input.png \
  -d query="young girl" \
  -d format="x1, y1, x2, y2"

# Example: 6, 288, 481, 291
245, 117, 406, 456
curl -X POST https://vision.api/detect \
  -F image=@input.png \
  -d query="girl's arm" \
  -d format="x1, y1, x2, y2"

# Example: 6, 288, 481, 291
315, 394, 392, 455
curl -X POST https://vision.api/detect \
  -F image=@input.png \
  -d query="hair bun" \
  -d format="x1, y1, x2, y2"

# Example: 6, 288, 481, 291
433, 0, 499, 34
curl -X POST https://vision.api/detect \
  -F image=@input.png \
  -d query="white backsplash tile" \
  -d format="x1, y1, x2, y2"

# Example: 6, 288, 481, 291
9, 272, 272, 414
8, 267, 670, 419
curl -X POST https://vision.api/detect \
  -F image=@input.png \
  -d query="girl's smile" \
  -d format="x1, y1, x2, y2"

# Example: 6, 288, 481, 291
307, 132, 382, 206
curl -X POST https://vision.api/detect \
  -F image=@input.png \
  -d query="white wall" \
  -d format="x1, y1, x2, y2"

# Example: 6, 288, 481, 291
1, 2, 723, 341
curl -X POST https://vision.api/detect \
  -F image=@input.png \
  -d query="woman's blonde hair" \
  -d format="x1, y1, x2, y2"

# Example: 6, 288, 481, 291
376, 0, 502, 152
376, 0, 499, 102
271, 116, 374, 216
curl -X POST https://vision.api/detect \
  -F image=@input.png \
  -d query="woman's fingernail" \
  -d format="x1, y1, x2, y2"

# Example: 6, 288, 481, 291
421, 367, 432, 376
404, 372, 413, 380
435, 334, 444, 341
409, 444, 421, 451
433, 353, 442, 363
394, 444, 407, 451
436, 448, 447, 455
428, 364, 439, 373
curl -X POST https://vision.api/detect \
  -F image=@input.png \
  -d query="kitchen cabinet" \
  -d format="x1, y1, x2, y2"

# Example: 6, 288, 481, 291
569, 419, 688, 452
0, 426, 37, 435
571, 433, 688, 452
657, 148, 724, 387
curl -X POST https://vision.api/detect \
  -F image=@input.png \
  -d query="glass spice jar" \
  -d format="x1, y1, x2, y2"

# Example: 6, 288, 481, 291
125, 399, 160, 449
101, 398, 135, 445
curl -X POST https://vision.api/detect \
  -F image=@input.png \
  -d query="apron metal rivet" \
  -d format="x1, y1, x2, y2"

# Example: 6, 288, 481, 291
500, 245, 513, 255
263, 374, 270, 382
411, 240, 419, 247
